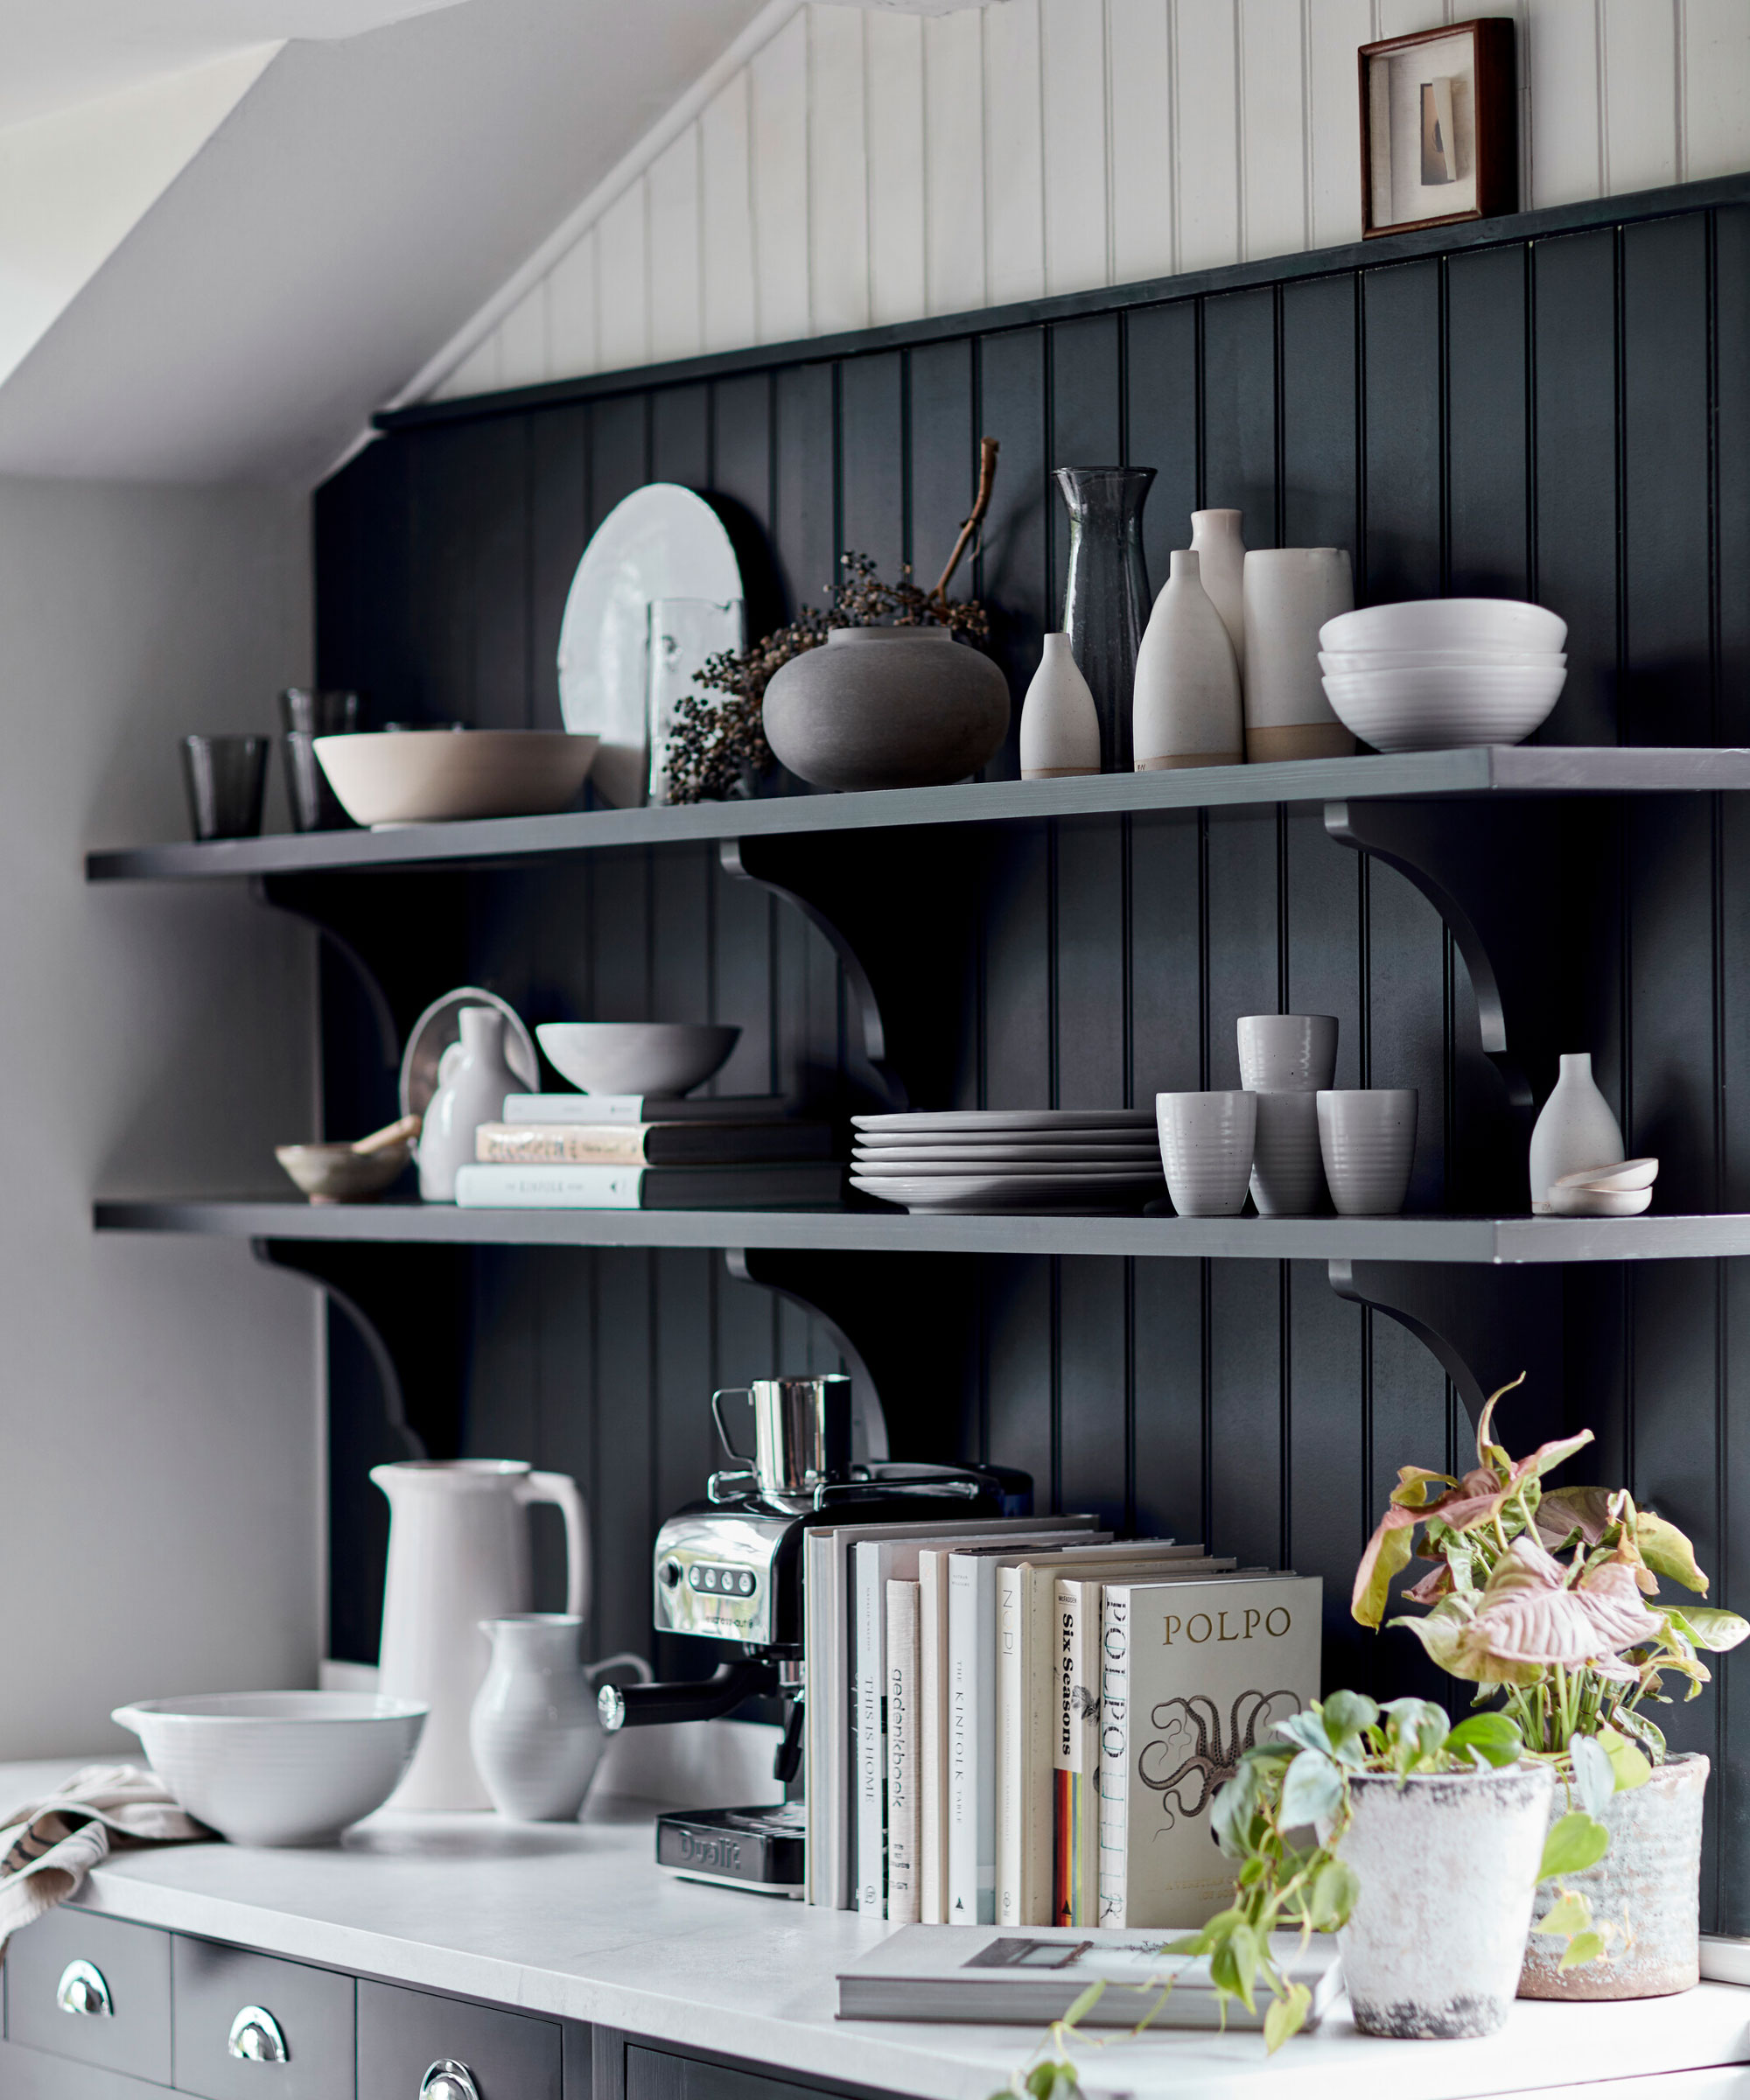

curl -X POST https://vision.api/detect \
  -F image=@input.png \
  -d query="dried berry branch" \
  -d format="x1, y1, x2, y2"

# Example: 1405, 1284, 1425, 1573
662, 438, 1001, 804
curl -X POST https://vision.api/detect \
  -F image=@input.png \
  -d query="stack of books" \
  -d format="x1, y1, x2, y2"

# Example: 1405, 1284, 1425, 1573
802, 1516, 1320, 1931
453, 1094, 843, 1210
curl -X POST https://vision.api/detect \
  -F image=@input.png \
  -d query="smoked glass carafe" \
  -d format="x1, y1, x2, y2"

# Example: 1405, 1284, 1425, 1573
1054, 466, 1155, 772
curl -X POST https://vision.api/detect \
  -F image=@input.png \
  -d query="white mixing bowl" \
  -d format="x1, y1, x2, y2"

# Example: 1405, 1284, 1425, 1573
536, 1021, 740, 1096
1322, 661, 1567, 752
1320, 598, 1568, 655
113, 1692, 426, 1846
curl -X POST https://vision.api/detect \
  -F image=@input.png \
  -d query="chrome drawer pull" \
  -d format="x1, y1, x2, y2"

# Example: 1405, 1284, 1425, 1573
421, 2061, 481, 2100
56, 1960, 112, 2017
228, 2005, 289, 2063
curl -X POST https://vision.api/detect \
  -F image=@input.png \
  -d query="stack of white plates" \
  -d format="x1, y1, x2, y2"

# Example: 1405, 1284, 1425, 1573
850, 1110, 1165, 1214
1318, 599, 1568, 752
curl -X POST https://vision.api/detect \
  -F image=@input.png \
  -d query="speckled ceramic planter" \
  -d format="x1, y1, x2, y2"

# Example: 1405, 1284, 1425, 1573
761, 627, 1010, 791
1520, 1754, 1708, 2000
1325, 1763, 1555, 2039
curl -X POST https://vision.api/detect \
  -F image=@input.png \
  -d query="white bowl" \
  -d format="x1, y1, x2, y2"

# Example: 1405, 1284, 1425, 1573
1320, 598, 1568, 655
1319, 648, 1566, 674
314, 731, 598, 826
112, 1691, 426, 1846
1321, 662, 1567, 752
1546, 1185, 1653, 1217
1552, 1157, 1659, 1193
536, 1021, 741, 1096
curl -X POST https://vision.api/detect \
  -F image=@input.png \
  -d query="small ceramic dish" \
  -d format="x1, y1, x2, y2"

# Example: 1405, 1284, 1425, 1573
1553, 1158, 1659, 1193
536, 1022, 740, 1097
1547, 1184, 1654, 1217
276, 1142, 411, 1204
112, 1691, 427, 1846
313, 730, 598, 826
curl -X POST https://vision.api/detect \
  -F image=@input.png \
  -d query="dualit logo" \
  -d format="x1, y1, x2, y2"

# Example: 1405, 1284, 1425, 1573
1163, 1606, 1292, 1644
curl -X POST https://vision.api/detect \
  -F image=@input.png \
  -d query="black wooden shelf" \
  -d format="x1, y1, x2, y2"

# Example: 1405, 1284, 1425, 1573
83, 746, 1750, 883
92, 1197, 1750, 1264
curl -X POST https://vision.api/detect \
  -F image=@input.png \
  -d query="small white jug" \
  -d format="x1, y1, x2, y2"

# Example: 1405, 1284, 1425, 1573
374, 1460, 588, 1810
418, 1005, 519, 1201
471, 1617, 652, 1821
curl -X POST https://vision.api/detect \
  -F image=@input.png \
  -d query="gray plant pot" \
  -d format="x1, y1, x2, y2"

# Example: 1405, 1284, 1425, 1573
1520, 1753, 1709, 2000
1325, 1762, 1555, 2039
761, 626, 1010, 791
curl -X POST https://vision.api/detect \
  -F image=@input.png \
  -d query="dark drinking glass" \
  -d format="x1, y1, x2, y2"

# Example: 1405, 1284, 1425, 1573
279, 688, 360, 831
181, 736, 270, 842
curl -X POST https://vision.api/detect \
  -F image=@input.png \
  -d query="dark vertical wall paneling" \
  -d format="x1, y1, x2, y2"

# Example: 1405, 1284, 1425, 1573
317, 196, 1750, 1931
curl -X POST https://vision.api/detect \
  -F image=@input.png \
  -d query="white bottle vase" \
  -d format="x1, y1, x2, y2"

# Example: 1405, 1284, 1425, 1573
418, 1005, 521, 1201
1190, 509, 1248, 671
1132, 550, 1243, 770
1242, 547, 1356, 763
1019, 633, 1102, 779
1529, 1053, 1625, 1213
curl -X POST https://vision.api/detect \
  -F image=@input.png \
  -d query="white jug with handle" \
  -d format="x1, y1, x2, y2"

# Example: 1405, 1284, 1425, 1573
372, 1460, 590, 1810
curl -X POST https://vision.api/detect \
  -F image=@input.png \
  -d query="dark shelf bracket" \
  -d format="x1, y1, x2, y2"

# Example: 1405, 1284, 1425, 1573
1325, 796, 1564, 1115
1328, 1256, 1563, 1434
250, 876, 400, 1071
722, 827, 986, 1111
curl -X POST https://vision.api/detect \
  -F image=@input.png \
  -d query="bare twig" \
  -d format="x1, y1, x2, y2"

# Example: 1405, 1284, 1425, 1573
931, 436, 1000, 606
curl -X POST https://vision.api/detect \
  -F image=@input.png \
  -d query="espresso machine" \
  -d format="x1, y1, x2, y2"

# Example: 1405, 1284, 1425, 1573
597, 1373, 1025, 1894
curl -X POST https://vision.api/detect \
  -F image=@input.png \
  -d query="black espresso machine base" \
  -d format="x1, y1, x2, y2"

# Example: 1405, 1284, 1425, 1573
655, 1803, 807, 1897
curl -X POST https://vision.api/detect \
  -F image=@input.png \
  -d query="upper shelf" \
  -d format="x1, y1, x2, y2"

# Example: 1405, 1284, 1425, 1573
92, 1197, 1750, 1265
85, 746, 1750, 883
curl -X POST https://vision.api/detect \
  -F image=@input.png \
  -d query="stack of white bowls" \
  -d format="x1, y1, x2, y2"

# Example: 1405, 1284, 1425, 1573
1318, 599, 1568, 752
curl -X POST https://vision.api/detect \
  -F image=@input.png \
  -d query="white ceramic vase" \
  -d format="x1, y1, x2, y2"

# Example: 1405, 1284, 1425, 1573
1019, 633, 1102, 779
1189, 509, 1247, 669
1242, 547, 1355, 762
470, 1616, 651, 1822
374, 1460, 590, 1810
1132, 551, 1243, 771
418, 1004, 522, 1201
1528, 1052, 1626, 1214
1328, 1763, 1555, 2038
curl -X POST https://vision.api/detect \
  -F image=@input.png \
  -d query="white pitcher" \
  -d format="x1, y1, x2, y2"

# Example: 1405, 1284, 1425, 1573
373, 1460, 589, 1810
471, 1616, 651, 1822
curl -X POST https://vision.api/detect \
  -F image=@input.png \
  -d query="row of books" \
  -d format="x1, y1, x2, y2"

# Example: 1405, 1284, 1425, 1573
452, 1093, 843, 1209
802, 1513, 1321, 1930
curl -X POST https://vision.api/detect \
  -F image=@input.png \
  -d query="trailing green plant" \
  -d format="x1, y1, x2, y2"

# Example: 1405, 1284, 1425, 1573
1352, 1376, 1750, 1763
994, 1693, 1607, 2097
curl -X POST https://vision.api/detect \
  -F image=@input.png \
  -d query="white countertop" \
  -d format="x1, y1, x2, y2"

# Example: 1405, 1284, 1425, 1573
9, 1756, 1750, 2100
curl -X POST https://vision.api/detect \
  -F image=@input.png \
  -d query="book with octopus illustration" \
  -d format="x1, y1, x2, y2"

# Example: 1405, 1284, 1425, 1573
1096, 1574, 1322, 1928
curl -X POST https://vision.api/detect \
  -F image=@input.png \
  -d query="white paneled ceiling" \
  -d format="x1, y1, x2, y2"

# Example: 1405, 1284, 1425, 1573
0, 0, 769, 484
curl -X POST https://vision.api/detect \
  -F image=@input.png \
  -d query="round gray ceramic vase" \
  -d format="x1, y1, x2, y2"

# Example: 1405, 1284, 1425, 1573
760, 626, 1010, 791
1520, 1754, 1709, 2000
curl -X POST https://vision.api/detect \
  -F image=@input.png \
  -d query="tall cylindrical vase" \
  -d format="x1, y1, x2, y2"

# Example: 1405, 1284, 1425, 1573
1055, 467, 1155, 773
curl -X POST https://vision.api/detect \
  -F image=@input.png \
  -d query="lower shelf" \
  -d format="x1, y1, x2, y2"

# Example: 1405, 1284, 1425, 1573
90, 1198, 1750, 1264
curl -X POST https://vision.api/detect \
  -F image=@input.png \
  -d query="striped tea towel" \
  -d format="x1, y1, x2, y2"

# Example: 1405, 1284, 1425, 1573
0, 1765, 209, 1955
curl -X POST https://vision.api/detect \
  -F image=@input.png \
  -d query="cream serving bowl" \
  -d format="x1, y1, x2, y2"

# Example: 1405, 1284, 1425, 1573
536, 1021, 741, 1097
314, 731, 598, 827
112, 1692, 426, 1846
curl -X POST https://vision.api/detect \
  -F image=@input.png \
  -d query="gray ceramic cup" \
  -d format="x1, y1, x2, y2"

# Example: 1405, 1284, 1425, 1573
1250, 1091, 1326, 1214
1317, 1088, 1418, 1215
1156, 1091, 1257, 1216
1237, 1013, 1339, 1091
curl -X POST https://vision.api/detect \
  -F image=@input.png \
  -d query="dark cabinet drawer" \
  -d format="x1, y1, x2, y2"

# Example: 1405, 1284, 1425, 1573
4, 1907, 172, 2083
358, 1980, 561, 2100
172, 1937, 355, 2099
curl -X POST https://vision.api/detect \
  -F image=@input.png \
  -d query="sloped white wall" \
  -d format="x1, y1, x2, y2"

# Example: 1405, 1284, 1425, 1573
0, 475, 321, 1757
427, 0, 1750, 402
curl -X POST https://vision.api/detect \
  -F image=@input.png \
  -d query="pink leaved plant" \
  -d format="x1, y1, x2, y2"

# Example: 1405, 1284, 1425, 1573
1352, 1376, 1748, 1760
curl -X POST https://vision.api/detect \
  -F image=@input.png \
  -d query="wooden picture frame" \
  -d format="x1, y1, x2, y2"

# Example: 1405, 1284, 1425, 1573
1359, 17, 1518, 238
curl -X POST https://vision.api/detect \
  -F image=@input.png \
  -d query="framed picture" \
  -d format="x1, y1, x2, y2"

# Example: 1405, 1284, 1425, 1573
1359, 17, 1517, 238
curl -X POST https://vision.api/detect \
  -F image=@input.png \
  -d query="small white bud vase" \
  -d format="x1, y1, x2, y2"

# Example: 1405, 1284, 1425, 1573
1241, 547, 1356, 762
418, 1005, 521, 1202
1132, 550, 1243, 771
1529, 1052, 1626, 1214
1189, 508, 1248, 669
1019, 634, 1102, 779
